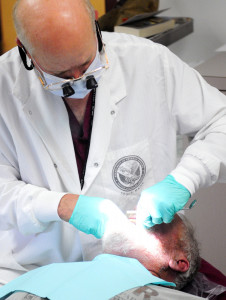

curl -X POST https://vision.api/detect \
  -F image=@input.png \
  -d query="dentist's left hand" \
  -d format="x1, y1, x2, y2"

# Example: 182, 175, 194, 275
58, 194, 126, 239
136, 175, 191, 228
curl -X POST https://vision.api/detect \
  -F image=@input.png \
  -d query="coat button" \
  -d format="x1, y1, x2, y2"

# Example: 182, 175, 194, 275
111, 110, 115, 115
94, 162, 99, 168
54, 163, 58, 168
29, 110, 32, 115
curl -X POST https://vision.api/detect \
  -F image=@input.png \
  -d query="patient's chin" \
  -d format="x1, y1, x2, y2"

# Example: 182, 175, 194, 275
158, 267, 177, 284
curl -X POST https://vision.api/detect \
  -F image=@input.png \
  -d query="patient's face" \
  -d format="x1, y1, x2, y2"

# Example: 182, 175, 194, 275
103, 214, 186, 283
139, 214, 186, 281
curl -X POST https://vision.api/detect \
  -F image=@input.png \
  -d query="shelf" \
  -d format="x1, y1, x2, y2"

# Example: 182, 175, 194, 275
149, 17, 193, 46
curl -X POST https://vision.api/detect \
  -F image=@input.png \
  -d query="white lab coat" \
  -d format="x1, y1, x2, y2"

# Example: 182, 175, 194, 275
0, 32, 226, 284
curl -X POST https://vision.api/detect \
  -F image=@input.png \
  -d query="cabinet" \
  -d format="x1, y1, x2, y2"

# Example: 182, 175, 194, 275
0, 0, 16, 53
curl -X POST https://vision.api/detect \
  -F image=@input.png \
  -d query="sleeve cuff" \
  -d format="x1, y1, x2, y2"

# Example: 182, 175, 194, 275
33, 190, 67, 223
171, 154, 213, 195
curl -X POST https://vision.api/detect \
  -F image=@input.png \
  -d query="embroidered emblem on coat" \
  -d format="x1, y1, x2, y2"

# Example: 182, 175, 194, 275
112, 156, 146, 191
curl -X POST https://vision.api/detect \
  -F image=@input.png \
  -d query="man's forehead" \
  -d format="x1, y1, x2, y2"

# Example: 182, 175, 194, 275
30, 21, 97, 73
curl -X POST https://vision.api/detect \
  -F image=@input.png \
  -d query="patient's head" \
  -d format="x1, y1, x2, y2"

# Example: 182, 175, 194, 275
102, 213, 200, 289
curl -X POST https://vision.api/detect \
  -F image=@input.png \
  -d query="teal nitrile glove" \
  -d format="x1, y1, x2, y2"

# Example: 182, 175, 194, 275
69, 195, 126, 239
136, 175, 191, 228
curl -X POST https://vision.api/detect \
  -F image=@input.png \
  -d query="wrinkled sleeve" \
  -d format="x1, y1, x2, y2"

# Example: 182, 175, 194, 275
0, 116, 65, 235
162, 46, 226, 194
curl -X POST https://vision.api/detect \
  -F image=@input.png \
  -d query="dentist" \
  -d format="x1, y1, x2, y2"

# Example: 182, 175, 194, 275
0, 0, 226, 285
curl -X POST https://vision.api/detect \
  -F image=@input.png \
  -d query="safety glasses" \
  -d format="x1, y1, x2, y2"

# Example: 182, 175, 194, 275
33, 43, 109, 91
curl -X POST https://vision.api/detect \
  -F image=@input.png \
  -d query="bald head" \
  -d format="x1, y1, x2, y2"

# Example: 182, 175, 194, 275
13, 0, 96, 67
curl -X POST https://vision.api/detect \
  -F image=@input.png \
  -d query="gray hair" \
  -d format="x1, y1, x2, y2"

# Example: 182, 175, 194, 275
102, 214, 200, 290
174, 213, 200, 290
13, 0, 33, 53
12, 0, 96, 54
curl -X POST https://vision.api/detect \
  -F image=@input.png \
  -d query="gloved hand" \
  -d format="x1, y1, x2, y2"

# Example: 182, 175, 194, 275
69, 195, 126, 239
136, 175, 191, 228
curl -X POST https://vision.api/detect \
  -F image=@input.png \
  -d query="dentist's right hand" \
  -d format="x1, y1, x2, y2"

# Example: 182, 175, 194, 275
58, 194, 126, 239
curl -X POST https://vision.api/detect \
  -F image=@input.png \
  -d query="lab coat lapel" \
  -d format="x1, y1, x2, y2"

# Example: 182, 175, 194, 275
13, 50, 127, 194
82, 53, 127, 192
13, 66, 81, 192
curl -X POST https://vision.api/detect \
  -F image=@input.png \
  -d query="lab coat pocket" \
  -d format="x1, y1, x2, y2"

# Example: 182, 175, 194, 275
93, 138, 155, 211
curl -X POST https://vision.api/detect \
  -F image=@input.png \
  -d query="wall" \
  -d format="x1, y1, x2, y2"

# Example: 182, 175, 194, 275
159, 0, 226, 67
0, 0, 16, 53
159, 0, 226, 274
90, 0, 105, 17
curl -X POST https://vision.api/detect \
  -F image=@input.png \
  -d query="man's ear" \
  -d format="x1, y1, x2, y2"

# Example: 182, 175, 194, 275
169, 254, 189, 273
16, 38, 23, 48
16, 38, 34, 71
16, 38, 31, 57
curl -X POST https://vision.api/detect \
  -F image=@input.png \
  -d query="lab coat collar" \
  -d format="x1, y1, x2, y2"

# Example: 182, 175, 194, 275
13, 62, 32, 105
103, 45, 127, 105
13, 63, 81, 192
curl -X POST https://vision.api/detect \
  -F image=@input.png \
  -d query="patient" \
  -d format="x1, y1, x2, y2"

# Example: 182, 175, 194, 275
103, 213, 200, 290
0, 214, 201, 300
